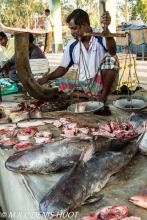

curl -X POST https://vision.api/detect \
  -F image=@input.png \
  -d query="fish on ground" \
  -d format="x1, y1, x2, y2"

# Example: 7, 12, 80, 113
5, 135, 131, 174
39, 133, 144, 216
129, 186, 147, 209
80, 205, 128, 220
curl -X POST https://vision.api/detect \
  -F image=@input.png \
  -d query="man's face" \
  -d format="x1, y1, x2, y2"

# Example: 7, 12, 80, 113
68, 19, 84, 40
45, 12, 49, 17
0, 36, 8, 47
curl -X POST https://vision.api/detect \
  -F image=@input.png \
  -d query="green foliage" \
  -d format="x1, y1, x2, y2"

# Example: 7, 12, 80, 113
130, 0, 147, 23
116, 0, 147, 23
60, 0, 100, 28
0, 0, 49, 28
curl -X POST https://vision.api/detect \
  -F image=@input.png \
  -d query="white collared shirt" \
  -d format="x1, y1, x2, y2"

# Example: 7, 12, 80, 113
45, 15, 54, 33
60, 28, 107, 81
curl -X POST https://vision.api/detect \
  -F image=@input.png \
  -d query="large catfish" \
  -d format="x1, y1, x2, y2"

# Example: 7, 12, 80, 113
39, 133, 144, 217
5, 135, 131, 174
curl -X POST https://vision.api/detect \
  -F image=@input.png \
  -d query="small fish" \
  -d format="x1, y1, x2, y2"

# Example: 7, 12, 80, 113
39, 133, 144, 216
128, 112, 147, 129
5, 135, 131, 174
16, 118, 56, 128
80, 205, 128, 220
129, 186, 147, 209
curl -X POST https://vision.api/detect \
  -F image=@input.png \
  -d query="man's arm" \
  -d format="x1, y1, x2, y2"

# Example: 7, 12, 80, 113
105, 37, 116, 55
0, 62, 10, 72
37, 66, 69, 85
0, 55, 15, 72
101, 11, 116, 55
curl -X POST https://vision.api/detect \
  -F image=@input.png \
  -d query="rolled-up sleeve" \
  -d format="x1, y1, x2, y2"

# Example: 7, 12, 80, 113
7, 55, 15, 67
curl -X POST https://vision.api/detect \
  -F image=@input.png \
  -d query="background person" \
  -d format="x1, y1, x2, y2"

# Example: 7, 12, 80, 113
44, 9, 55, 54
0, 33, 46, 82
0, 32, 15, 77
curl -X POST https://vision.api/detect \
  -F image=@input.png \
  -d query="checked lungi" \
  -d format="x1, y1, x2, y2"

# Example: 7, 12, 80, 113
54, 53, 119, 98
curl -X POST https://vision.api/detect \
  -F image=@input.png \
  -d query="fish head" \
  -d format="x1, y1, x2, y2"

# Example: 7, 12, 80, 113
39, 192, 72, 218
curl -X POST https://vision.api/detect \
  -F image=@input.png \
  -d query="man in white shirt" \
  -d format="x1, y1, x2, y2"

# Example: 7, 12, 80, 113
44, 9, 54, 54
38, 9, 119, 108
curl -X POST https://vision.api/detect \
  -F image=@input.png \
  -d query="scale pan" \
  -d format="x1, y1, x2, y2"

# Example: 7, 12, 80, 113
113, 98, 147, 111
67, 101, 104, 114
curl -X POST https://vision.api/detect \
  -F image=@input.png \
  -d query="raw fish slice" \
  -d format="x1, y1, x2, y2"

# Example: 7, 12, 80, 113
14, 141, 33, 152
80, 206, 128, 220
17, 126, 37, 141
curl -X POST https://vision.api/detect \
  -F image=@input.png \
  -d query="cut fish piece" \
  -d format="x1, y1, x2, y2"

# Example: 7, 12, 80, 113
14, 141, 34, 152
17, 126, 37, 141
17, 118, 55, 128
9, 111, 29, 123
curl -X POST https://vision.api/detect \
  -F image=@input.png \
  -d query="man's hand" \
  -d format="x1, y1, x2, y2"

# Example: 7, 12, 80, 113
100, 11, 111, 28
37, 76, 49, 85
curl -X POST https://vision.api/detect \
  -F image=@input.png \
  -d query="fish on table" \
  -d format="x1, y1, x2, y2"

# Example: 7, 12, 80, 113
39, 133, 144, 216
5, 135, 131, 174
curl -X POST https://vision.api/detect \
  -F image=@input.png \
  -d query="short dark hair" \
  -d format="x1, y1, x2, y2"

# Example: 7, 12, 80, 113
66, 9, 90, 26
0, 32, 7, 38
29, 33, 34, 43
45, 9, 50, 13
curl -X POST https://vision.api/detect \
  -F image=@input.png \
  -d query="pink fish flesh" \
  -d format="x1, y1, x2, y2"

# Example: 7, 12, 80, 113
0, 128, 16, 138
80, 206, 128, 220
17, 126, 37, 141
14, 141, 33, 152
34, 130, 53, 144
0, 137, 18, 146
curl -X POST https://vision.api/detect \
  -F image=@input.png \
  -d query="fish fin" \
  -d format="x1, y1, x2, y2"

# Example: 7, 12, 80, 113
109, 174, 117, 182
79, 144, 95, 163
83, 194, 103, 205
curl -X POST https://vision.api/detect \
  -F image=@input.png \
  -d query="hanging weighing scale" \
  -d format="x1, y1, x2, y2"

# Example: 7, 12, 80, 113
67, 0, 147, 113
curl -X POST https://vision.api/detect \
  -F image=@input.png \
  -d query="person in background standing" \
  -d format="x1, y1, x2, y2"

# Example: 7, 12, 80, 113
44, 9, 55, 54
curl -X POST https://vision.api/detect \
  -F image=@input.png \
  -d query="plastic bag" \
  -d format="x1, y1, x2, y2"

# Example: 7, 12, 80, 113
1, 83, 19, 95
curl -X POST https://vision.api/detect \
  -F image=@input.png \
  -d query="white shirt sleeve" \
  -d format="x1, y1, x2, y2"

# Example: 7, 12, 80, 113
59, 40, 75, 68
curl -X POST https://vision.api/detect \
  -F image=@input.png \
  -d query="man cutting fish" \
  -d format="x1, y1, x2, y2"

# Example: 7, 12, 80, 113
38, 9, 119, 113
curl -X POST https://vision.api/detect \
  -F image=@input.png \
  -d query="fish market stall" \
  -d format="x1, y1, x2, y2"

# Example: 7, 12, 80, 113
0, 101, 147, 220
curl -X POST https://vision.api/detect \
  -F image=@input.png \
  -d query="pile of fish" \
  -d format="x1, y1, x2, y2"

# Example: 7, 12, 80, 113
39, 133, 144, 216
5, 135, 131, 174
53, 118, 137, 139
0, 118, 56, 150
